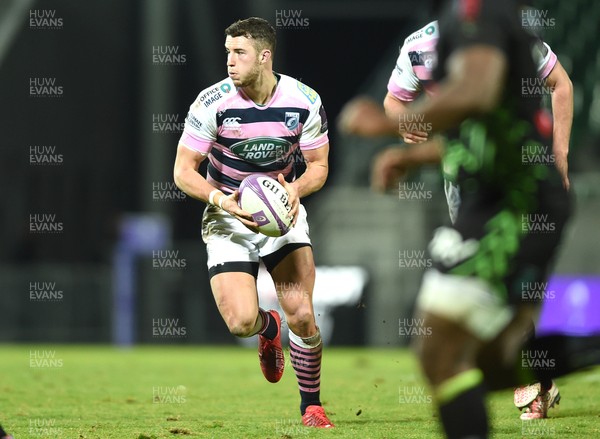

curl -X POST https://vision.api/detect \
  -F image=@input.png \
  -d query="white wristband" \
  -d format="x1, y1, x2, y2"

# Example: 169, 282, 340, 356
218, 194, 226, 210
208, 189, 220, 206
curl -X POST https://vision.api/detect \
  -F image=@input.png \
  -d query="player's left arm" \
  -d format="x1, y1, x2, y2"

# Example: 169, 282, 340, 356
278, 143, 329, 225
545, 60, 573, 190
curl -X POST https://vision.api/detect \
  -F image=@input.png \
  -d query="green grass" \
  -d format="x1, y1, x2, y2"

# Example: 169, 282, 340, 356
0, 345, 599, 438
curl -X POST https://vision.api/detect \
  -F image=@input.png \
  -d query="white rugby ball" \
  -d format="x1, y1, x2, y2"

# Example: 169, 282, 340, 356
238, 174, 293, 237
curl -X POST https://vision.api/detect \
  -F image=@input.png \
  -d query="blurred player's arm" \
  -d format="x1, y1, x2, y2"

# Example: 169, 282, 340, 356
173, 145, 257, 227
337, 93, 432, 142
338, 46, 429, 140
371, 139, 444, 192
383, 91, 407, 119
403, 45, 507, 134
278, 143, 329, 225
337, 96, 399, 137
384, 93, 429, 143
545, 60, 573, 190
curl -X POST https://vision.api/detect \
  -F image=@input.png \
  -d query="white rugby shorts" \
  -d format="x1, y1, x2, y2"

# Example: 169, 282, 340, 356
202, 203, 311, 272
417, 269, 515, 341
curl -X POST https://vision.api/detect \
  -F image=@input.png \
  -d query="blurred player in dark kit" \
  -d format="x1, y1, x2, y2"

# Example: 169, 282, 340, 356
384, 0, 600, 437
338, 10, 574, 419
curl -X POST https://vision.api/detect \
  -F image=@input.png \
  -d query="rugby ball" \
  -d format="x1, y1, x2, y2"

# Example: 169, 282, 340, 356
238, 175, 293, 237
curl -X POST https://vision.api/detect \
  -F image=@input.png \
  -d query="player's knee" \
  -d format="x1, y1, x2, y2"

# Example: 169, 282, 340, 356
225, 316, 257, 338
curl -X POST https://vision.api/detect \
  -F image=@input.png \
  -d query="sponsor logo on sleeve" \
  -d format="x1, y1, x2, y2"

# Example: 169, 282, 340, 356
220, 83, 232, 93
405, 30, 423, 44
199, 86, 223, 108
186, 112, 203, 130
297, 82, 317, 104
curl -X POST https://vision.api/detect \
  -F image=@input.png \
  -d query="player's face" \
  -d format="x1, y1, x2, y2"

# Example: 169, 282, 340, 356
225, 36, 261, 87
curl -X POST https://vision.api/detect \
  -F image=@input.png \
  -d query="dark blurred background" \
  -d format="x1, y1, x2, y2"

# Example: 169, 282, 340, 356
1, 0, 599, 345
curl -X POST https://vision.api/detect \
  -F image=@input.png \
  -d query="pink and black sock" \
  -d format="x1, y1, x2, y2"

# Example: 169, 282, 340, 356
257, 308, 278, 340
289, 329, 322, 415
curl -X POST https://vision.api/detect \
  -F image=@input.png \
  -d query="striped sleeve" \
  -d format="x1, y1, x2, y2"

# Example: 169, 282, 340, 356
535, 41, 558, 80
387, 47, 421, 102
299, 95, 329, 150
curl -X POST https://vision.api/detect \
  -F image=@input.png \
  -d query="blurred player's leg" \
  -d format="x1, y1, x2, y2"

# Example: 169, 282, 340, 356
415, 268, 543, 438
0, 424, 12, 439
269, 245, 334, 428
414, 311, 488, 439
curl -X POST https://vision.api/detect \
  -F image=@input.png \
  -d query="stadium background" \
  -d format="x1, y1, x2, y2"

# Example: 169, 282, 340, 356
1, 0, 599, 347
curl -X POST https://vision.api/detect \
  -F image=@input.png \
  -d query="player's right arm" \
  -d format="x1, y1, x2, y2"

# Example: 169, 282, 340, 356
172, 146, 212, 202
173, 146, 257, 228
174, 86, 257, 228
385, 43, 431, 143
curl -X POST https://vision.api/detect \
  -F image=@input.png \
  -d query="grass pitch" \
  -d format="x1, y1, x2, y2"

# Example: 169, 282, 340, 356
1, 345, 599, 438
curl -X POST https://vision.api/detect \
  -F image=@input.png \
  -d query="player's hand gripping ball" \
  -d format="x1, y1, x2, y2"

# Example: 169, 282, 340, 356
238, 174, 293, 237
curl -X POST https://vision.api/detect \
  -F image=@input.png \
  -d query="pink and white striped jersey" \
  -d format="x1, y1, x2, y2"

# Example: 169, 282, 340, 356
387, 20, 558, 102
179, 73, 328, 194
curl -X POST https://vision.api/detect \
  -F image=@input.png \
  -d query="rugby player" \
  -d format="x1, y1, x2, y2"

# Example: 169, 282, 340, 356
173, 17, 333, 428
392, 1, 574, 437
339, 16, 573, 419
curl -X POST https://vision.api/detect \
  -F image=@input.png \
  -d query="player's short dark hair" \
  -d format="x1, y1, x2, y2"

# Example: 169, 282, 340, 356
225, 17, 276, 55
